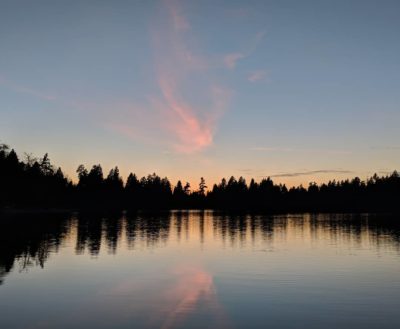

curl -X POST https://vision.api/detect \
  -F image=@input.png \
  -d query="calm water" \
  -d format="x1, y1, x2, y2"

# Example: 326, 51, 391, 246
1, 212, 400, 329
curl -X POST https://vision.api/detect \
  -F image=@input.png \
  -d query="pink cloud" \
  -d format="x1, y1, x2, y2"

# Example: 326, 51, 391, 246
224, 53, 246, 69
158, 77, 213, 153
247, 70, 267, 82
147, 0, 230, 153
71, 1, 266, 154
223, 30, 266, 70
95, 0, 231, 154
166, 0, 191, 31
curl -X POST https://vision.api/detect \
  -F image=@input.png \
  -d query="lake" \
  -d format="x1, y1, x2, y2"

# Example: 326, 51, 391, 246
1, 211, 399, 329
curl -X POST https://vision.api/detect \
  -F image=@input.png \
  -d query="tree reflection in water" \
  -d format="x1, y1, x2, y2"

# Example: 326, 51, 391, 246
1, 211, 399, 286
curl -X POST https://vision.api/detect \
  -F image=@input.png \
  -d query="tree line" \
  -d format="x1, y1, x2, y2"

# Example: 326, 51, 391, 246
1, 143, 399, 212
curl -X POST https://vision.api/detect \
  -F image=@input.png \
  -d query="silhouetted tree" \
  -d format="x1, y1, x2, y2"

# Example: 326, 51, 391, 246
199, 177, 207, 195
184, 182, 191, 195
40, 153, 54, 176
0, 143, 399, 212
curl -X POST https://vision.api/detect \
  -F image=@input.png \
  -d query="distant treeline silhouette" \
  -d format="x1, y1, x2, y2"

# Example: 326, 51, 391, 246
1, 143, 399, 212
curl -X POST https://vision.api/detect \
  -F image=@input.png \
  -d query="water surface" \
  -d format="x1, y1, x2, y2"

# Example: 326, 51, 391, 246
1, 211, 399, 329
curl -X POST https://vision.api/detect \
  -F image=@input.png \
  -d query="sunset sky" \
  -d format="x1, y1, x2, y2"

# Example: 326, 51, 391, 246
1, 0, 399, 187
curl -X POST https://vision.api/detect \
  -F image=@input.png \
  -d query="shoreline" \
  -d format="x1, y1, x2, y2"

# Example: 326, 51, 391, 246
1, 207, 398, 216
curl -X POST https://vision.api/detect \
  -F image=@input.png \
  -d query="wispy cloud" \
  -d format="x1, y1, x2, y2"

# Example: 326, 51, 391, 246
236, 168, 268, 178
238, 168, 353, 179
269, 170, 353, 178
224, 53, 246, 69
156, 77, 227, 153
106, 0, 231, 154
68, 0, 264, 153
168, 0, 191, 31
237, 168, 256, 173
153, 0, 231, 153
223, 30, 266, 70
247, 70, 267, 82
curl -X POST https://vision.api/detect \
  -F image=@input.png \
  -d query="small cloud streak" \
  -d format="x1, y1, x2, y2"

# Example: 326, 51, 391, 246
238, 168, 353, 179
269, 170, 353, 178
224, 53, 246, 69
237, 168, 264, 175
247, 70, 267, 82
223, 30, 266, 70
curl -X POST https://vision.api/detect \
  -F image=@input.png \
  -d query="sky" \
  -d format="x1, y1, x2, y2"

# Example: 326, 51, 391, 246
1, 0, 400, 187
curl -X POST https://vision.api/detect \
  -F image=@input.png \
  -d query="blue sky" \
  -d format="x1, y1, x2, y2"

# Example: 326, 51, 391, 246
1, 0, 399, 186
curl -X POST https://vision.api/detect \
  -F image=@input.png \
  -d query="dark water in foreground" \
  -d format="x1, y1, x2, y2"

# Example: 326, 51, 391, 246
0, 212, 399, 329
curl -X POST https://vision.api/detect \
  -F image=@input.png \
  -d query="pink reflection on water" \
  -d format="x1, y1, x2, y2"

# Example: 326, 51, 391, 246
96, 264, 231, 328
160, 265, 230, 329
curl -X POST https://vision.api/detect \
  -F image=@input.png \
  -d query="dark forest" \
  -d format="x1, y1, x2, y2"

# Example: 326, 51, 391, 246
1, 143, 399, 212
